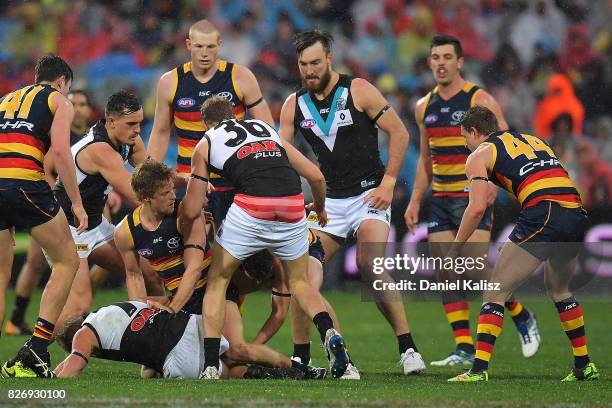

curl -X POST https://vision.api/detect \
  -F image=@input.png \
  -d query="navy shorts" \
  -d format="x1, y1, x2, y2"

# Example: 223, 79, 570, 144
207, 189, 236, 226
428, 195, 493, 234
180, 281, 241, 315
0, 181, 60, 231
508, 201, 588, 261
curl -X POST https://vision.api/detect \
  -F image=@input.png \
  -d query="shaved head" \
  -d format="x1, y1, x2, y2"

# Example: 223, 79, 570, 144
189, 19, 220, 40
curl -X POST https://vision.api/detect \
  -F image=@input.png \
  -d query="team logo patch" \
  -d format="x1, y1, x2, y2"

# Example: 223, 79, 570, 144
177, 98, 196, 108
217, 91, 233, 101
424, 113, 438, 124
301, 119, 316, 129
167, 237, 181, 250
138, 248, 153, 257
76, 244, 89, 252
451, 110, 465, 123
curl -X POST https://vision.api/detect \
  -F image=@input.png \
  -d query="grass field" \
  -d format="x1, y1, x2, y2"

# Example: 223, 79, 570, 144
0, 289, 610, 407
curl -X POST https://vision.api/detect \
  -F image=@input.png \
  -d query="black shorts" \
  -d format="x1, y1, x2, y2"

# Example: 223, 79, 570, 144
0, 181, 60, 231
428, 195, 492, 234
207, 189, 236, 226
508, 201, 588, 261
179, 281, 241, 315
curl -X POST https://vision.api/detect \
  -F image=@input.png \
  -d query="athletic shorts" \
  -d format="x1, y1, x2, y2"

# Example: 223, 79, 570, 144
428, 195, 493, 234
179, 282, 241, 315
307, 188, 391, 239
207, 189, 236, 226
0, 181, 60, 231
217, 204, 308, 261
508, 201, 588, 261
163, 315, 229, 379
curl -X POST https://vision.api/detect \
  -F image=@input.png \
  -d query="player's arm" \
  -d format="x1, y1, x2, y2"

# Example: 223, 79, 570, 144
54, 326, 98, 378
182, 138, 210, 221
278, 93, 297, 144
450, 145, 493, 253
352, 78, 409, 210
42, 148, 57, 187
114, 219, 147, 300
167, 209, 207, 313
146, 70, 176, 161
90, 144, 140, 207
234, 64, 274, 127
49, 92, 88, 232
404, 96, 432, 232
128, 136, 147, 167
253, 264, 291, 344
283, 141, 327, 227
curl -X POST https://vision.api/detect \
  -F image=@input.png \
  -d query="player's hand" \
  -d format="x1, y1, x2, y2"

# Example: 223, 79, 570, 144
202, 210, 214, 224
106, 191, 123, 214
71, 204, 88, 234
364, 184, 393, 210
147, 299, 175, 313
404, 200, 420, 234
315, 208, 328, 227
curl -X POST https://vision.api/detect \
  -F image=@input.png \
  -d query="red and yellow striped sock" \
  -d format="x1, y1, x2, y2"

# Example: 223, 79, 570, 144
472, 303, 504, 373
31, 317, 55, 351
443, 300, 474, 354
505, 296, 530, 325
556, 297, 590, 369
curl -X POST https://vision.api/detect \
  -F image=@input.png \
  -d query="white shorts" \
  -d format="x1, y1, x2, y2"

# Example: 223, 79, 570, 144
217, 204, 309, 261
163, 315, 229, 379
307, 188, 391, 238
43, 216, 115, 264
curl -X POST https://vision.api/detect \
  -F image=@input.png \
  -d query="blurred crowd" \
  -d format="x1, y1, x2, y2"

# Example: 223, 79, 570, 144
1, 0, 611, 233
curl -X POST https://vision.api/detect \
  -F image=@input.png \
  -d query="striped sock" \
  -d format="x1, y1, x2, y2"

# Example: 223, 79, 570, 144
505, 296, 530, 326
555, 296, 590, 369
443, 295, 474, 354
472, 303, 504, 373
30, 317, 55, 352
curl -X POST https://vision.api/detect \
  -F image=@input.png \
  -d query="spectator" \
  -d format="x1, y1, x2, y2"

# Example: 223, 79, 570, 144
560, 24, 599, 77
534, 73, 585, 140
575, 141, 612, 210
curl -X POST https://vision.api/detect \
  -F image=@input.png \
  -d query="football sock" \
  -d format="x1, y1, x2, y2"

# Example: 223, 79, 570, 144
472, 303, 504, 373
203, 337, 221, 369
313, 312, 334, 342
293, 342, 310, 364
11, 295, 30, 326
442, 292, 474, 354
397, 333, 418, 354
505, 296, 530, 326
31, 317, 55, 352
555, 296, 590, 369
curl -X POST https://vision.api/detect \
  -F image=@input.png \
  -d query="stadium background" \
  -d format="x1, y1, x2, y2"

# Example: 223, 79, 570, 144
1, 0, 611, 291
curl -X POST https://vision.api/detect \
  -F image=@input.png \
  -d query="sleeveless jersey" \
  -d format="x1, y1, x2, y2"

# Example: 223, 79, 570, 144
83, 301, 191, 372
294, 74, 385, 199
54, 120, 133, 229
171, 60, 245, 192
124, 202, 210, 293
422, 82, 481, 197
0, 84, 57, 186
482, 131, 582, 209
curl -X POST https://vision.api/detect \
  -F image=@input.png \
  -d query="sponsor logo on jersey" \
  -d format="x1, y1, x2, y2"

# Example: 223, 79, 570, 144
217, 91, 233, 101
301, 119, 316, 129
236, 140, 281, 159
451, 110, 465, 124
319, 107, 330, 114
441, 107, 450, 113
177, 98, 196, 108
138, 248, 153, 257
199, 91, 211, 97
360, 179, 377, 188
424, 113, 438, 124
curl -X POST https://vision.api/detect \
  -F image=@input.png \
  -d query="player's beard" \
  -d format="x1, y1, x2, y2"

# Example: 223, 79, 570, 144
303, 66, 332, 94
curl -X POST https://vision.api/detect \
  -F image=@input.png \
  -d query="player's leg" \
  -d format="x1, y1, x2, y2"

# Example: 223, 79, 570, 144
357, 218, 425, 374
6, 238, 48, 336
449, 241, 541, 382
0, 228, 14, 338
53, 258, 91, 336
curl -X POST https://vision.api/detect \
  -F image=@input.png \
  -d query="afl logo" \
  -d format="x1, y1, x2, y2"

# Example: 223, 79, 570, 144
424, 113, 437, 124
217, 91, 233, 101
301, 119, 316, 129
177, 98, 196, 108
452, 110, 465, 122
137, 248, 153, 257
167, 237, 181, 250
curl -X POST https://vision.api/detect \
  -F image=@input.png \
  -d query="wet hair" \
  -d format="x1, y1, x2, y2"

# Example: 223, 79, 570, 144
460, 105, 499, 136
55, 313, 89, 353
131, 160, 175, 201
105, 90, 141, 118
294, 30, 334, 55
430, 34, 463, 59
200, 95, 235, 127
35, 54, 73, 84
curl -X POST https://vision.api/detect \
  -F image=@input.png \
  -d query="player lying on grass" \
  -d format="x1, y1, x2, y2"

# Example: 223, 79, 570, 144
447, 106, 599, 382
53, 301, 326, 379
